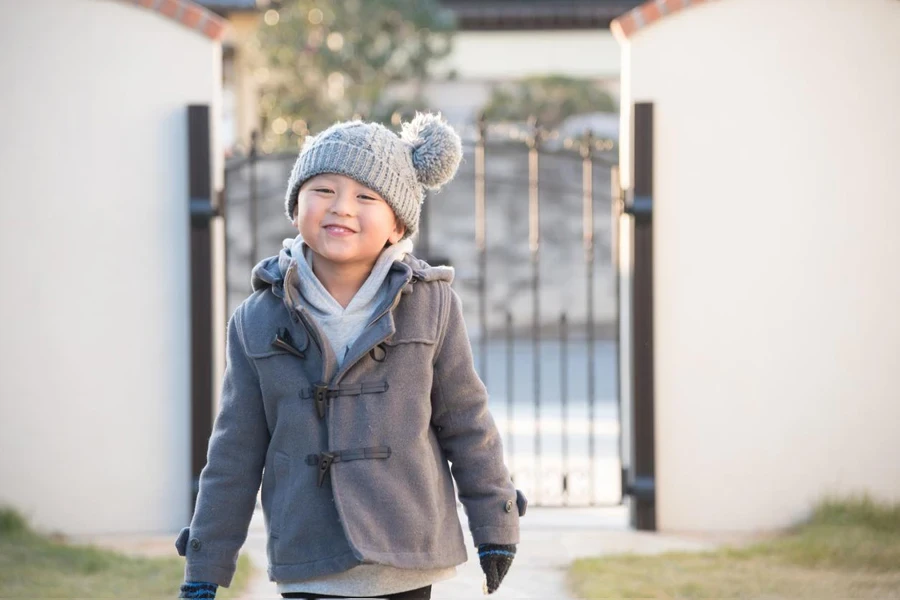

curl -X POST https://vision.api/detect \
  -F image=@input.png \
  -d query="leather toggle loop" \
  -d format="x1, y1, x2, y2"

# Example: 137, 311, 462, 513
317, 452, 335, 487
307, 446, 392, 487
369, 343, 387, 362
271, 328, 305, 358
313, 383, 328, 419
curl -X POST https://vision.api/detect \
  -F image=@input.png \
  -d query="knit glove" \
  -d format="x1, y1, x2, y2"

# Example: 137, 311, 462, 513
478, 543, 516, 594
178, 581, 217, 599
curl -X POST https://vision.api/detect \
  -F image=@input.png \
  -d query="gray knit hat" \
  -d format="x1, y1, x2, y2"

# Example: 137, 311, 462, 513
284, 112, 462, 239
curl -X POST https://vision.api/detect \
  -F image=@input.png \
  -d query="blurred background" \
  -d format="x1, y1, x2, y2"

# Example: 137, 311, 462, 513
1, 0, 899, 598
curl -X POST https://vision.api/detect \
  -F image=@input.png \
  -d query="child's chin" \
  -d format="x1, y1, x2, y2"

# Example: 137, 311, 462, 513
316, 247, 368, 264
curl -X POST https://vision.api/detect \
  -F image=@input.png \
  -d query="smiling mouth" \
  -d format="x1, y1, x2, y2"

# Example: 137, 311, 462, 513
323, 225, 357, 234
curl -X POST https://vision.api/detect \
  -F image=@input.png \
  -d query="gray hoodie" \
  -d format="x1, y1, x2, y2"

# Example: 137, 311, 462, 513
284, 235, 412, 369
175, 246, 519, 589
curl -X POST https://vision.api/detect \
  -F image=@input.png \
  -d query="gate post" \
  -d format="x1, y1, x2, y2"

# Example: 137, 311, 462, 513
187, 104, 224, 514
623, 102, 657, 530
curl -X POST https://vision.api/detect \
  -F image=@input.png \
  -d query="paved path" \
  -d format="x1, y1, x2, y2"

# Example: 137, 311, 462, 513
240, 505, 718, 600
70, 505, 721, 599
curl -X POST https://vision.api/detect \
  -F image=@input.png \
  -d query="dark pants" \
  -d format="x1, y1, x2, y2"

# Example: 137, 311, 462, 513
281, 584, 432, 600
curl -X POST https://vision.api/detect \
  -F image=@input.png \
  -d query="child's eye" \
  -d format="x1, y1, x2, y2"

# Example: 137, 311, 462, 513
358, 194, 378, 201
313, 188, 334, 194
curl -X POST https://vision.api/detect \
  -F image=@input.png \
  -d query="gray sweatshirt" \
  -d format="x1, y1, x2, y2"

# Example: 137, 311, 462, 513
277, 235, 457, 597
286, 235, 410, 369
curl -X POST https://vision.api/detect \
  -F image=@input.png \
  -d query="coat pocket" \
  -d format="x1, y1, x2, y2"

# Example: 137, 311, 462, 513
269, 451, 290, 538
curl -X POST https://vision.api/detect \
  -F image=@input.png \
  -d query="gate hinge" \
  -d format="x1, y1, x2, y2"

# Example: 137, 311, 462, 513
624, 194, 652, 219
622, 469, 655, 501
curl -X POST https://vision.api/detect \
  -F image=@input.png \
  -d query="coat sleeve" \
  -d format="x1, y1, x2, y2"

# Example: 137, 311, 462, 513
177, 305, 270, 587
430, 285, 519, 547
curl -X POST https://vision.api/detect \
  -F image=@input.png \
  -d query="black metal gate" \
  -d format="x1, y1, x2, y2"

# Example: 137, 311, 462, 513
453, 118, 622, 507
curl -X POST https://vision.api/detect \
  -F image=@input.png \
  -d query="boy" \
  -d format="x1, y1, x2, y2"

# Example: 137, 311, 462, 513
176, 113, 524, 600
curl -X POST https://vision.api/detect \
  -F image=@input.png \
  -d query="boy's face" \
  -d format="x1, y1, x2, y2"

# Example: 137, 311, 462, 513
292, 173, 406, 268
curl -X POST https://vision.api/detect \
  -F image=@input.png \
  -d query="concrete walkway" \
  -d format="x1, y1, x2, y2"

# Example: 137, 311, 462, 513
70, 505, 722, 599
240, 505, 719, 600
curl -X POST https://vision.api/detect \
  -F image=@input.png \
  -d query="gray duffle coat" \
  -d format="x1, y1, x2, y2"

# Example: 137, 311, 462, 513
176, 250, 519, 587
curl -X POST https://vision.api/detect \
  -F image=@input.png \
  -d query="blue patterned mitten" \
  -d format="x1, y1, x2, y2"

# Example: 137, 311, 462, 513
178, 581, 217, 599
478, 543, 516, 594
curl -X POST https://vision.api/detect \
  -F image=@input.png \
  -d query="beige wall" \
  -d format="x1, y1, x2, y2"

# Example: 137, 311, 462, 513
364, 29, 611, 129
440, 30, 620, 81
0, 0, 222, 535
618, 0, 900, 531
426, 29, 620, 122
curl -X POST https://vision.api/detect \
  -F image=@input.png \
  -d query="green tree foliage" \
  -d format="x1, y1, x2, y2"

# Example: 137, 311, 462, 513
256, 0, 455, 148
482, 75, 617, 129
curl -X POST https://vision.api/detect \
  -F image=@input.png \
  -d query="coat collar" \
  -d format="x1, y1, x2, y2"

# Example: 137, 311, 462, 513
248, 245, 454, 384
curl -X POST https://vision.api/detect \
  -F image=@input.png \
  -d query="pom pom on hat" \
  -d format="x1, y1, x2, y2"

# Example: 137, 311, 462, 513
401, 112, 462, 190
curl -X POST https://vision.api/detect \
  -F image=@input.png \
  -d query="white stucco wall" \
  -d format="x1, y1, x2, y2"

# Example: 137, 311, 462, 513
618, 0, 900, 531
0, 0, 222, 535
441, 30, 621, 80
424, 29, 621, 124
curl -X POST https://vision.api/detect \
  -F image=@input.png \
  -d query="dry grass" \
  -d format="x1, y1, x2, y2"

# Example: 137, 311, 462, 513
569, 496, 900, 599
0, 508, 253, 599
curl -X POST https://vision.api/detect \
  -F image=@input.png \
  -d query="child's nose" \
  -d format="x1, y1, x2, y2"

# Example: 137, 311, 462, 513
330, 189, 356, 215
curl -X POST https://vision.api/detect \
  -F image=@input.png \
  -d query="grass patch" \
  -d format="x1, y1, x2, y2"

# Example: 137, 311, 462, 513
569, 496, 900, 599
0, 507, 253, 599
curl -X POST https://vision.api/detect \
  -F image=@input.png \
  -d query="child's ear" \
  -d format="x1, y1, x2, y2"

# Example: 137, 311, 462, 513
388, 220, 406, 245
